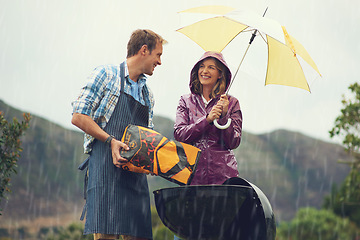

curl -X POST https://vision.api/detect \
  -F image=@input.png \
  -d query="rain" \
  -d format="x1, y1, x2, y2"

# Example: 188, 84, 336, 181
0, 0, 359, 239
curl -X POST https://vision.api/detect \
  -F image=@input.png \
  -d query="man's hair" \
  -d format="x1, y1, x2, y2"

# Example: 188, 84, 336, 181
127, 29, 166, 58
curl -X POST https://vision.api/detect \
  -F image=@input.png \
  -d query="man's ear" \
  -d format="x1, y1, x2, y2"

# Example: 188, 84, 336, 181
139, 44, 148, 56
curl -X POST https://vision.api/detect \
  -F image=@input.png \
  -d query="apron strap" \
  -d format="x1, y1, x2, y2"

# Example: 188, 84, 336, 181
120, 61, 149, 107
78, 156, 90, 221
120, 62, 125, 93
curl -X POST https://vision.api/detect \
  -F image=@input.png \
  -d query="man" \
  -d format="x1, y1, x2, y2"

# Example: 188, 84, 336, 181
72, 29, 166, 240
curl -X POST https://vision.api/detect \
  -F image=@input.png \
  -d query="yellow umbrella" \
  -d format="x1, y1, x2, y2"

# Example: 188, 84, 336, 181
178, 5, 236, 15
177, 6, 321, 93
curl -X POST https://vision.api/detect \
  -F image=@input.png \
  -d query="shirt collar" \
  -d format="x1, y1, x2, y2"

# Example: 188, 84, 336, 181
201, 94, 211, 107
124, 60, 147, 84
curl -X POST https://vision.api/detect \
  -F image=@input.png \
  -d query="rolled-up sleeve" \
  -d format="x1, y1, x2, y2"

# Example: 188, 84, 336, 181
72, 66, 108, 117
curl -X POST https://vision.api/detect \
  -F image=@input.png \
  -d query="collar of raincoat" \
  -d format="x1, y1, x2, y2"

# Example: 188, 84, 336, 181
189, 51, 232, 95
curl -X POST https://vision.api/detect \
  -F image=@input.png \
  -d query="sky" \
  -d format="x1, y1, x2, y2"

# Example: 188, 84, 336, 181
0, 0, 359, 144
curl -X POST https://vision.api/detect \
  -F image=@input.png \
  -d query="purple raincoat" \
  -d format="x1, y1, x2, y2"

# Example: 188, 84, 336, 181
174, 52, 242, 185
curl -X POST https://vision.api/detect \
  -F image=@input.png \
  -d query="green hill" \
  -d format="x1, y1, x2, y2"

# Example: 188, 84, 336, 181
0, 99, 351, 229
0, 100, 86, 220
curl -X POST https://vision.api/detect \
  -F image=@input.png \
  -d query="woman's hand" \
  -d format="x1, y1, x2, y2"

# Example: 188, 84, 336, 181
111, 139, 129, 168
217, 94, 229, 116
206, 94, 229, 123
206, 104, 223, 123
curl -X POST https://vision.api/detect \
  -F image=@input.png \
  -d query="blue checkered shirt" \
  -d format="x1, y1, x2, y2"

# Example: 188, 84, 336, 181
72, 61, 155, 153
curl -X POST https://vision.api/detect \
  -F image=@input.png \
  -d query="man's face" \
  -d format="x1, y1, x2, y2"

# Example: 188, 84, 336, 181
143, 42, 163, 76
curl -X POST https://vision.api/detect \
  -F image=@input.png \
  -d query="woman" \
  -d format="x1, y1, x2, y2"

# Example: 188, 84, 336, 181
174, 51, 243, 185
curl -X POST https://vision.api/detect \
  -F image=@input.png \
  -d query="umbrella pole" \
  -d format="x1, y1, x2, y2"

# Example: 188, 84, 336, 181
226, 42, 252, 95
215, 7, 268, 129
215, 44, 251, 129
215, 22, 258, 130
226, 7, 268, 95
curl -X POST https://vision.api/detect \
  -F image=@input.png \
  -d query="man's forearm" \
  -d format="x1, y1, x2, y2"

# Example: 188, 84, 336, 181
71, 113, 110, 142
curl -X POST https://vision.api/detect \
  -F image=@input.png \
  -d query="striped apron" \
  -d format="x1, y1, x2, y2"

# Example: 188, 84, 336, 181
82, 62, 152, 239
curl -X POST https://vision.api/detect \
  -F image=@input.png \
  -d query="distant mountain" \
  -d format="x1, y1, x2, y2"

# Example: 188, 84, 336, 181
0, 99, 86, 220
0, 99, 351, 229
235, 130, 351, 221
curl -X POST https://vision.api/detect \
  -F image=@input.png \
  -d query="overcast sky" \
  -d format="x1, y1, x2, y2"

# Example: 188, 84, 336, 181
0, 0, 359, 144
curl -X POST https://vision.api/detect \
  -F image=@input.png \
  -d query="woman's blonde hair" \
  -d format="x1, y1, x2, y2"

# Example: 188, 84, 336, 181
191, 57, 227, 99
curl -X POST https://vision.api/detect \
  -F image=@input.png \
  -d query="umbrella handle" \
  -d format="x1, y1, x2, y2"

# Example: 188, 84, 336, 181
213, 118, 231, 129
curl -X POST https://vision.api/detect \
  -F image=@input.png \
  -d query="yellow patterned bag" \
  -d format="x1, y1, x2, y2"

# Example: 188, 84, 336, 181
120, 124, 200, 185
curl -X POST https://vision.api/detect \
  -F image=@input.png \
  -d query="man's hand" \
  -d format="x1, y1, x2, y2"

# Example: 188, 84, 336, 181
111, 139, 129, 168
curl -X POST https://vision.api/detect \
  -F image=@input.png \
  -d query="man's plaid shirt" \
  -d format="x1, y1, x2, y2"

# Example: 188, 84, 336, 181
72, 61, 154, 153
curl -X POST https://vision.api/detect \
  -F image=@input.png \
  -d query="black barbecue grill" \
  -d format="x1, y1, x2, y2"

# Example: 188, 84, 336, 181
153, 177, 276, 240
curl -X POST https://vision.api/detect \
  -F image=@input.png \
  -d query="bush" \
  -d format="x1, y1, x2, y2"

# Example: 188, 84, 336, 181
0, 112, 31, 214
276, 207, 359, 240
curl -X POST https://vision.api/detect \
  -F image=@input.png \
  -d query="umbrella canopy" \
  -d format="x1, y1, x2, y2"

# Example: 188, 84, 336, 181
177, 6, 321, 92
178, 5, 236, 15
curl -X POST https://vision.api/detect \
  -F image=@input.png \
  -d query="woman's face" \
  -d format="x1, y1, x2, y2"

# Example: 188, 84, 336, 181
198, 58, 221, 90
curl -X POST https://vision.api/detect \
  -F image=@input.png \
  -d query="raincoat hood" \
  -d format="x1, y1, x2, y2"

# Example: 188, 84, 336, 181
190, 51, 232, 94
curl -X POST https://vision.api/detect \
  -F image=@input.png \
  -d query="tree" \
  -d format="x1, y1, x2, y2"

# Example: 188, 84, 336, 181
323, 179, 360, 230
276, 207, 359, 240
330, 82, 360, 152
329, 82, 360, 225
0, 111, 31, 214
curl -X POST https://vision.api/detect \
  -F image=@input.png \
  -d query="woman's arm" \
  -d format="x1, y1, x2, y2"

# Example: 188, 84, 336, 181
174, 96, 211, 144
